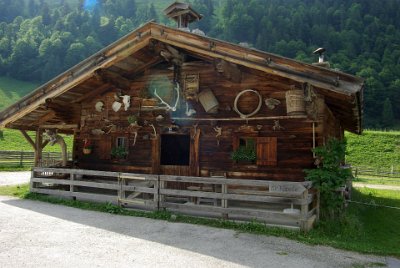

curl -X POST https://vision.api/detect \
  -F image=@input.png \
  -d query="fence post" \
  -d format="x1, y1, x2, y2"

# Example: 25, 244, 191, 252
154, 176, 160, 211
70, 172, 76, 200
30, 169, 35, 192
159, 177, 165, 209
19, 151, 24, 167
300, 190, 310, 232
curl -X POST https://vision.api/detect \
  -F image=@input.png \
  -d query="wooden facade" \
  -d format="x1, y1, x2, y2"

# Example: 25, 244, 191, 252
0, 16, 364, 229
0, 22, 363, 181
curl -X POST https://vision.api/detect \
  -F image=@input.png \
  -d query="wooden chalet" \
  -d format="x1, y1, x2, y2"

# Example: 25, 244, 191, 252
0, 3, 363, 230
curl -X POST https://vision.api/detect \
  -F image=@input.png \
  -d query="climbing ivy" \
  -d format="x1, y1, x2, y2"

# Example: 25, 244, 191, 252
304, 138, 353, 220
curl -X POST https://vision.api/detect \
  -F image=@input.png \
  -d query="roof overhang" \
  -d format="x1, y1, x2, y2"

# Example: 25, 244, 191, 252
0, 22, 364, 134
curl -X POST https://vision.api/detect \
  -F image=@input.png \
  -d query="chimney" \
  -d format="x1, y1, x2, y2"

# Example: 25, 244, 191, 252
312, 47, 331, 68
164, 2, 203, 30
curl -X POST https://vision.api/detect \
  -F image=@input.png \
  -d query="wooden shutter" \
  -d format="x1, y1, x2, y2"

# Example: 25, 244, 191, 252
256, 137, 277, 166
98, 137, 112, 160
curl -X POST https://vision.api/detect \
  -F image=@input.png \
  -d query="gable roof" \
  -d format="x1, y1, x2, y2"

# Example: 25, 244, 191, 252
0, 22, 364, 134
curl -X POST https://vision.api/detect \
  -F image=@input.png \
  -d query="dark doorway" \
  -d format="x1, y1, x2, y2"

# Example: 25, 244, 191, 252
161, 134, 190, 166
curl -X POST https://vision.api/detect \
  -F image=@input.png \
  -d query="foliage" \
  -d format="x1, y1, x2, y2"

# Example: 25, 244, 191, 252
0, 183, 30, 198
345, 130, 400, 170
111, 146, 128, 159
304, 138, 353, 220
127, 115, 137, 125
1, 183, 398, 256
231, 139, 256, 162
382, 98, 395, 128
0, 76, 38, 111
231, 146, 256, 162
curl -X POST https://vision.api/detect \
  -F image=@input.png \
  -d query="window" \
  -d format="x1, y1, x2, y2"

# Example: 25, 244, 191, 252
161, 134, 190, 166
116, 137, 127, 148
232, 137, 257, 164
233, 136, 277, 166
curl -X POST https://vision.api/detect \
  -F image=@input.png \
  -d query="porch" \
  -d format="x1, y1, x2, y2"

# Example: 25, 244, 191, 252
31, 167, 318, 232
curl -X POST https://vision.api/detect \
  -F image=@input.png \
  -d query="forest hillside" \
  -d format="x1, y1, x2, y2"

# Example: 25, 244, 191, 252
0, 0, 399, 128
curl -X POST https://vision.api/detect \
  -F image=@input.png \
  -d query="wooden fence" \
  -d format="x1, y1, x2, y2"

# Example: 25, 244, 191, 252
353, 165, 400, 178
0, 151, 72, 168
31, 167, 318, 231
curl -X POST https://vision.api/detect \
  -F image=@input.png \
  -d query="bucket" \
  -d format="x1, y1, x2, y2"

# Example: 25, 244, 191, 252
198, 89, 219, 114
286, 90, 305, 115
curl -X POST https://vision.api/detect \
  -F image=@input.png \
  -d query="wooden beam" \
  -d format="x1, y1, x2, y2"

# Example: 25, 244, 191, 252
171, 115, 309, 122
0, 27, 151, 128
34, 129, 43, 167
40, 124, 79, 130
125, 57, 164, 79
42, 140, 49, 149
35, 110, 56, 126
19, 130, 36, 150
97, 69, 132, 91
72, 83, 112, 103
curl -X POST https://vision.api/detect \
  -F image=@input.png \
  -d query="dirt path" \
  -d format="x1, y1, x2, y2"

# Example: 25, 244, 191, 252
0, 171, 30, 186
353, 182, 400, 191
0, 196, 392, 268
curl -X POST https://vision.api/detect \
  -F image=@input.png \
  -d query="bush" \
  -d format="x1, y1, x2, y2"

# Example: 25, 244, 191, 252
304, 138, 353, 220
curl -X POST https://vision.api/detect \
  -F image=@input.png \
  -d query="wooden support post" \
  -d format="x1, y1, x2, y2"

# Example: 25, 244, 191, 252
159, 179, 165, 207
19, 151, 23, 167
70, 172, 76, 200
30, 169, 35, 192
154, 177, 160, 210
118, 176, 124, 207
300, 190, 310, 232
221, 183, 228, 219
20, 130, 36, 150
34, 129, 43, 167
152, 135, 160, 174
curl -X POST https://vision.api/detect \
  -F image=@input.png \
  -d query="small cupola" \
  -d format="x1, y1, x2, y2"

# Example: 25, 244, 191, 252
164, 1, 203, 30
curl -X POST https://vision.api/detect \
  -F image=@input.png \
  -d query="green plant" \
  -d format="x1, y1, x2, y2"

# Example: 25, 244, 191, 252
111, 146, 128, 159
127, 115, 138, 125
231, 145, 256, 162
304, 138, 353, 220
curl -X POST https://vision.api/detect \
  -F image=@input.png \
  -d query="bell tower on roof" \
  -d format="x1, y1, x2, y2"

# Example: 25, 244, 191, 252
164, 2, 203, 29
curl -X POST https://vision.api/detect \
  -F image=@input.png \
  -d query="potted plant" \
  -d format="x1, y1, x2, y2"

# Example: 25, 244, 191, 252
231, 145, 256, 164
111, 146, 128, 160
127, 115, 138, 126
83, 139, 92, 155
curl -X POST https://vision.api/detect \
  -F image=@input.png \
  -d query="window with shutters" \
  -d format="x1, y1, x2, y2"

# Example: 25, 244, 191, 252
232, 136, 277, 166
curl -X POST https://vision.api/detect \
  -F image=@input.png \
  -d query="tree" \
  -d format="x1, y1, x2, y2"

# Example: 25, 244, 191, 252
382, 98, 395, 128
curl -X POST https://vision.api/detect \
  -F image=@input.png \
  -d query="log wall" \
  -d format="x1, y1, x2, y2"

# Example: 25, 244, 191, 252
74, 61, 326, 181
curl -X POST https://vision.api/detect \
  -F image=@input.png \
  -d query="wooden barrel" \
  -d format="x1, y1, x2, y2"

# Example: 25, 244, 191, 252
286, 90, 305, 115
198, 89, 219, 114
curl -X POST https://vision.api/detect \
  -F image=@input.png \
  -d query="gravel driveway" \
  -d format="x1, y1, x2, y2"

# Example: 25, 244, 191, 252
0, 196, 393, 268
0, 171, 30, 186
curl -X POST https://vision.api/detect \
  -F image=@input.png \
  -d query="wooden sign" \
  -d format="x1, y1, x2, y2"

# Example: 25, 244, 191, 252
269, 181, 306, 194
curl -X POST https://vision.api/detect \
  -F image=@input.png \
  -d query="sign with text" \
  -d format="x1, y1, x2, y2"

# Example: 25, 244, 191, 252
269, 182, 306, 194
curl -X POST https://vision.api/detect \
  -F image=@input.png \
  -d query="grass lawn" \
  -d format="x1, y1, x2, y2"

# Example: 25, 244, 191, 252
0, 76, 38, 111
0, 183, 399, 257
346, 130, 400, 171
354, 175, 400, 186
0, 129, 73, 152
